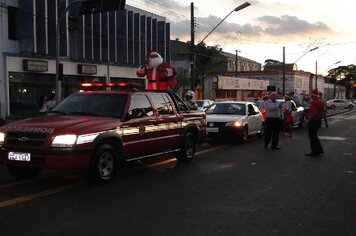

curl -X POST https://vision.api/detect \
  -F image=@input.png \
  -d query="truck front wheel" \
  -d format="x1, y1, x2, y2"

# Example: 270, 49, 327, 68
7, 166, 42, 179
176, 132, 196, 162
85, 144, 117, 184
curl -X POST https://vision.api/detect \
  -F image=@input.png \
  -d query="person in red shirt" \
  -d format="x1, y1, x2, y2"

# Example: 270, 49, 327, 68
136, 51, 177, 90
306, 89, 325, 157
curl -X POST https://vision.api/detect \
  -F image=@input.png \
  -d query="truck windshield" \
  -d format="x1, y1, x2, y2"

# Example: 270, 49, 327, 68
50, 93, 128, 118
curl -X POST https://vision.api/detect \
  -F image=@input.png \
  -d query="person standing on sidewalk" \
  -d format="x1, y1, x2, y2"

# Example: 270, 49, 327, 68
306, 89, 325, 157
264, 92, 282, 150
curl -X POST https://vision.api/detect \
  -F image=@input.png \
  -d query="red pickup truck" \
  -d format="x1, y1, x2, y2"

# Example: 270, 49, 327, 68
0, 84, 206, 183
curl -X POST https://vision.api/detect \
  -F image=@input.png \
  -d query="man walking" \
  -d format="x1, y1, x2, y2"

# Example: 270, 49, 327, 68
264, 92, 282, 150
306, 89, 325, 157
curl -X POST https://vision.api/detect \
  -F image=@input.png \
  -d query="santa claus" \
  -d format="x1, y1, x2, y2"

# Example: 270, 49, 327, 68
136, 52, 177, 90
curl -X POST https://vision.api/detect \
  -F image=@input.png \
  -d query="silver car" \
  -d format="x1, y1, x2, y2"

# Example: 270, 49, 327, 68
205, 101, 264, 143
326, 99, 354, 109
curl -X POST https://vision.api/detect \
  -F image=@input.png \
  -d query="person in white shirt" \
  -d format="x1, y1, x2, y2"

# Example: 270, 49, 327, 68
264, 92, 282, 149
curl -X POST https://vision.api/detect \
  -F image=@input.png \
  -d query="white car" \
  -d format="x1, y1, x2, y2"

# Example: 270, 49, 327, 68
205, 101, 264, 143
326, 99, 354, 109
196, 99, 214, 111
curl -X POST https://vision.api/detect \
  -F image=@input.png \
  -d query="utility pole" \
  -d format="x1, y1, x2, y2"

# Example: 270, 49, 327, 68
235, 50, 240, 77
190, 2, 195, 91
282, 46, 285, 95
315, 61, 318, 89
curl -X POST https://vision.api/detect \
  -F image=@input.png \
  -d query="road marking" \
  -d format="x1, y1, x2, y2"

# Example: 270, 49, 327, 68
196, 144, 231, 155
147, 158, 176, 168
0, 182, 85, 208
319, 136, 346, 141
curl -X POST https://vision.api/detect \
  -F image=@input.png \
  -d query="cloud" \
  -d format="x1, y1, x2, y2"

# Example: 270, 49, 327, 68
257, 15, 332, 36
170, 13, 333, 43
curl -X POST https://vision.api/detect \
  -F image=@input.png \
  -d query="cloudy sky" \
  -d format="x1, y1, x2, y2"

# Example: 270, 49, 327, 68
127, 0, 356, 74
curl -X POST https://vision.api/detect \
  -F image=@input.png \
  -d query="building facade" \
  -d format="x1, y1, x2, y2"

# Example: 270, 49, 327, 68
0, 0, 171, 118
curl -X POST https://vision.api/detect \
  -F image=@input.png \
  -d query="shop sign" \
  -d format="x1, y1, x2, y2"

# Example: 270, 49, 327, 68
218, 76, 269, 91
23, 59, 48, 72
78, 64, 97, 74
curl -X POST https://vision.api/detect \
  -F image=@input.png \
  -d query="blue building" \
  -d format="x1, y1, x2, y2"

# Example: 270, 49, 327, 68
0, 0, 171, 118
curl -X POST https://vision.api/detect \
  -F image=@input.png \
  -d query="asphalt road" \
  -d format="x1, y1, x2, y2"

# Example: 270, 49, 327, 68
0, 108, 355, 236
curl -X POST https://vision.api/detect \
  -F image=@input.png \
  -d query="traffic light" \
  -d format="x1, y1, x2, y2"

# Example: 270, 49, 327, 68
80, 0, 126, 14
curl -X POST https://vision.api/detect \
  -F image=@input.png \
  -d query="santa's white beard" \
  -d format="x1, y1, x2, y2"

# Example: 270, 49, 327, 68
148, 57, 163, 68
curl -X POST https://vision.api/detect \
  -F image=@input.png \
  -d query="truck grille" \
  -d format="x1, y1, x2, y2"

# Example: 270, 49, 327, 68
6, 131, 48, 146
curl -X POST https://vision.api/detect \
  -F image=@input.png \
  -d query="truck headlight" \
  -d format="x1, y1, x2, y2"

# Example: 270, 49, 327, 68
0, 132, 5, 145
226, 121, 242, 127
51, 135, 77, 147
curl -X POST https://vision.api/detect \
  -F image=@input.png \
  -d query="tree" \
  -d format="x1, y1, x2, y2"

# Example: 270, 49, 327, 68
326, 64, 356, 98
195, 42, 225, 86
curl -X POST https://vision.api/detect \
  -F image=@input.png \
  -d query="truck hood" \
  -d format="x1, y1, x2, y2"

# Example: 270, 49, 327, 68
3, 115, 121, 135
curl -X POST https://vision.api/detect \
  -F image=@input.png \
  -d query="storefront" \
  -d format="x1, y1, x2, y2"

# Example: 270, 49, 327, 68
3, 56, 143, 118
216, 76, 269, 101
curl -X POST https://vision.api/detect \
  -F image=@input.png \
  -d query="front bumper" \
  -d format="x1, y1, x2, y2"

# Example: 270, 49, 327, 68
0, 146, 94, 169
206, 126, 243, 138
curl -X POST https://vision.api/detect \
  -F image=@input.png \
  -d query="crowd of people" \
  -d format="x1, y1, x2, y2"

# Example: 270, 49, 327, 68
259, 89, 327, 157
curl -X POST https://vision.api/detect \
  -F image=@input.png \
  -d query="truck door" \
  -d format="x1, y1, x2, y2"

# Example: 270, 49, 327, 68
122, 94, 158, 157
149, 93, 181, 152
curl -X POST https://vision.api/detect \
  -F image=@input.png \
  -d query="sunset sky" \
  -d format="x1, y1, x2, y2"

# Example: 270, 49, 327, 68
127, 0, 356, 74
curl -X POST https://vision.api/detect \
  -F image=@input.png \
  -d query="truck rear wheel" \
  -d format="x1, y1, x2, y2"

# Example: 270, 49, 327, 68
85, 144, 117, 184
176, 132, 196, 162
7, 166, 41, 179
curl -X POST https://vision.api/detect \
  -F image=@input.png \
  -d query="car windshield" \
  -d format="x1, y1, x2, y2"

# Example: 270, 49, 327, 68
49, 93, 128, 118
205, 103, 246, 115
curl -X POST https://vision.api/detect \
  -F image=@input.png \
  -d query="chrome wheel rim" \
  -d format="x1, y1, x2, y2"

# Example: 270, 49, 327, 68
98, 152, 114, 179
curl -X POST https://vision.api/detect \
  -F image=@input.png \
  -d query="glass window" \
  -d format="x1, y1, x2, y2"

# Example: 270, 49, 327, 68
150, 93, 174, 116
206, 103, 246, 115
8, 6, 17, 40
51, 93, 128, 118
128, 94, 154, 119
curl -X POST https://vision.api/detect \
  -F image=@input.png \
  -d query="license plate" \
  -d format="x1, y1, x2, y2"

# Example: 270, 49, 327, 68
207, 127, 219, 133
8, 152, 31, 162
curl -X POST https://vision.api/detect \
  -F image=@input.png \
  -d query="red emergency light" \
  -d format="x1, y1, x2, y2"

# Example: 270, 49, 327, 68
80, 82, 143, 90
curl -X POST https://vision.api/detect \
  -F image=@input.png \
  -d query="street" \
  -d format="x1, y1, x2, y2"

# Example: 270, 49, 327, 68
0, 109, 355, 235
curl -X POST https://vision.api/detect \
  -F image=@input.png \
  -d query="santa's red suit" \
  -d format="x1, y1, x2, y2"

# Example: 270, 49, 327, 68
136, 52, 177, 90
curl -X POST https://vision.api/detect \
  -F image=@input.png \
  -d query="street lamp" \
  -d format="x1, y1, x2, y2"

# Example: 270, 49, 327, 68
200, 2, 251, 43
293, 46, 319, 64
322, 60, 341, 75
192, 2, 250, 91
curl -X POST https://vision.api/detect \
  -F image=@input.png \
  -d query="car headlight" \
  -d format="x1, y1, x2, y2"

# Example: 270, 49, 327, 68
0, 132, 5, 145
226, 121, 242, 127
51, 135, 77, 147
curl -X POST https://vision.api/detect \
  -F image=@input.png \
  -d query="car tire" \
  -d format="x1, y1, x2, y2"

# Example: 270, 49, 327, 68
176, 132, 196, 162
239, 127, 248, 144
348, 104, 353, 109
7, 165, 41, 179
85, 144, 118, 184
256, 124, 264, 138
331, 105, 336, 109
